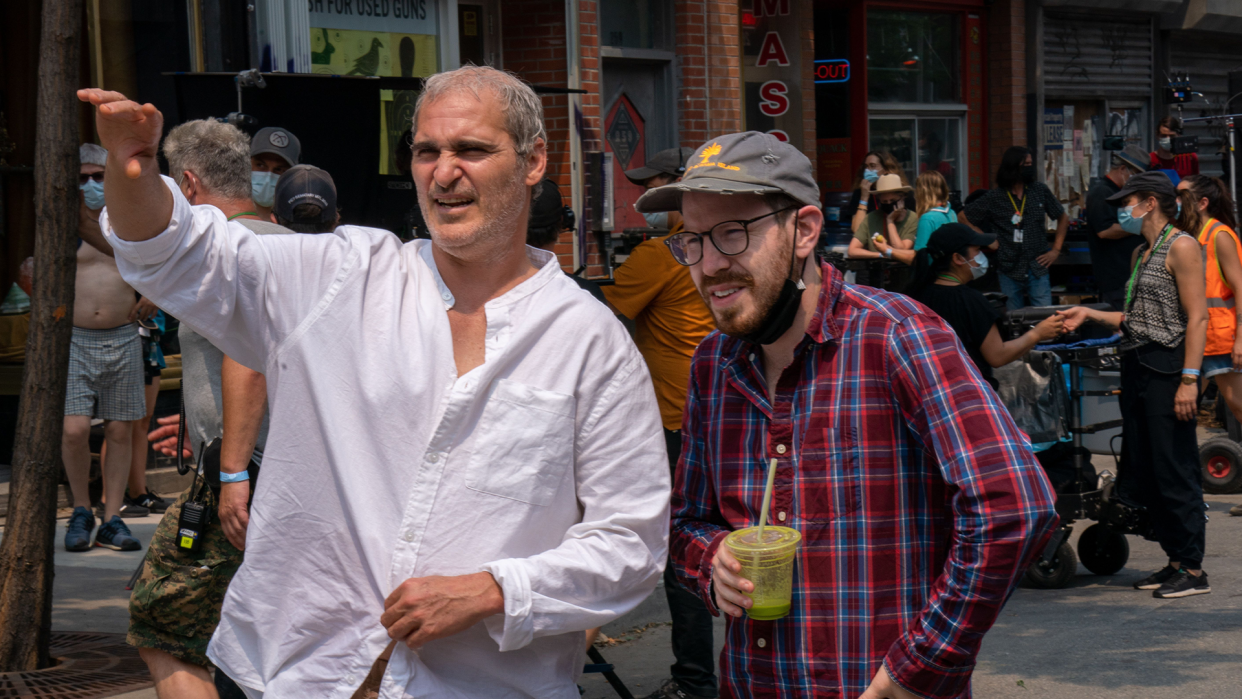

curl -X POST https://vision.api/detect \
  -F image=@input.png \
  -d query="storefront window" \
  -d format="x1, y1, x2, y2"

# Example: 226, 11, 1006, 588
867, 11, 959, 104
869, 116, 962, 192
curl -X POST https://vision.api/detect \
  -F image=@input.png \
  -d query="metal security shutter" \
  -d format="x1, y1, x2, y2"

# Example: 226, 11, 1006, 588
1169, 31, 1242, 178
1044, 14, 1152, 98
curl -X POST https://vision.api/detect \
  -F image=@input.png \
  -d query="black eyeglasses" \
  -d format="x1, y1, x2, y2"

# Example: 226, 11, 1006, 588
79, 172, 104, 185
663, 206, 797, 266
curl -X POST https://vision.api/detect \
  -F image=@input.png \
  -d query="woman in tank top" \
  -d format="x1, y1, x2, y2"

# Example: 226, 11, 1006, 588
1059, 171, 1209, 600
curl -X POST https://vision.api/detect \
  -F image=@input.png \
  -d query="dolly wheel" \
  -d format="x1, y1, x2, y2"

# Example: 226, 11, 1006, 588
1023, 541, 1077, 589
1076, 523, 1129, 576
1200, 438, 1242, 494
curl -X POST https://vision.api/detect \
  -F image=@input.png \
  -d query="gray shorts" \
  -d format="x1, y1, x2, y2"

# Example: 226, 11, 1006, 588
64, 324, 146, 421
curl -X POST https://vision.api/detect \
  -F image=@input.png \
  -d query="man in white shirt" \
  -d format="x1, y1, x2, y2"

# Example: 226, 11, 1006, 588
78, 65, 669, 699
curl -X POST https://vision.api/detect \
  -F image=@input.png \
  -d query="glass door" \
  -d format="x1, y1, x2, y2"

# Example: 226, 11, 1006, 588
868, 115, 963, 194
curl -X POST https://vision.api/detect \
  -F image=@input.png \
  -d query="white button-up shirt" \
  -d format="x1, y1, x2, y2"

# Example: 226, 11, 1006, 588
103, 178, 670, 698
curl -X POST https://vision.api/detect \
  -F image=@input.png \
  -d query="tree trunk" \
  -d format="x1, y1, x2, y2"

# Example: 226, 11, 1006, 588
0, 0, 83, 671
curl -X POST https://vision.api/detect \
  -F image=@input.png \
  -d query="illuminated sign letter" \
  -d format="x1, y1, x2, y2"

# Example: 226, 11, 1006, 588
812, 59, 850, 84
756, 31, 790, 68
758, 81, 790, 117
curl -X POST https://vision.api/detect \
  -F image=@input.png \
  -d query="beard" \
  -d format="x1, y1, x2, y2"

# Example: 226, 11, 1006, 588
699, 234, 792, 337
421, 163, 529, 261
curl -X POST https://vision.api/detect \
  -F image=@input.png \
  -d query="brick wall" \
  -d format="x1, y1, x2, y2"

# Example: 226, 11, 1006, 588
798, 0, 817, 175
676, 0, 742, 146
986, 0, 1027, 179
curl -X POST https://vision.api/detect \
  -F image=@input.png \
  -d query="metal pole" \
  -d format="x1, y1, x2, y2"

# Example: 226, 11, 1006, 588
1231, 116, 1239, 223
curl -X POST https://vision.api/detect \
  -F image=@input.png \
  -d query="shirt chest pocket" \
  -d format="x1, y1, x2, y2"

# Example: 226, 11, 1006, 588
797, 426, 862, 522
465, 379, 576, 506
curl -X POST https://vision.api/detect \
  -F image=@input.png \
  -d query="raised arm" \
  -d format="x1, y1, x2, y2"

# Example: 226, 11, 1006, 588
77, 89, 172, 242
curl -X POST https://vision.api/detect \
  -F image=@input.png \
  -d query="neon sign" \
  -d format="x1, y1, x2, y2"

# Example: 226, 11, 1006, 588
813, 59, 850, 84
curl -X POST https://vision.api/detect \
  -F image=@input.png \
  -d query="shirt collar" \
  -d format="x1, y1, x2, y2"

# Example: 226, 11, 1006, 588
720, 259, 844, 367
418, 243, 562, 311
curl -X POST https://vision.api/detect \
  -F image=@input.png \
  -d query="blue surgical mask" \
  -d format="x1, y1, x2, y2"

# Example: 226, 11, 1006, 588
971, 251, 988, 280
863, 169, 880, 183
251, 171, 278, 208
1158, 137, 1173, 151
642, 211, 670, 229
80, 180, 105, 210
1118, 204, 1145, 235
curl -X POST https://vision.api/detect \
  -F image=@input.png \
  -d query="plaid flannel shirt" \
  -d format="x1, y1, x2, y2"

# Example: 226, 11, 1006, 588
670, 262, 1058, 699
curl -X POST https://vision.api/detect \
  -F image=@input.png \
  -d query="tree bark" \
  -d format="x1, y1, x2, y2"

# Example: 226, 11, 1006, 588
0, 0, 83, 671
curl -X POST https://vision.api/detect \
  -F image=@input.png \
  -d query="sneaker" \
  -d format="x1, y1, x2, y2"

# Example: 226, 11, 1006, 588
126, 489, 169, 514
63, 506, 96, 552
640, 679, 715, 699
1231, 503, 1242, 516
94, 515, 141, 551
95, 501, 149, 519
1133, 564, 1179, 590
1153, 569, 1211, 599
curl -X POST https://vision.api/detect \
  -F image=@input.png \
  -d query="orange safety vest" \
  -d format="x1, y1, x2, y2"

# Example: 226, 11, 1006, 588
1198, 217, 1242, 356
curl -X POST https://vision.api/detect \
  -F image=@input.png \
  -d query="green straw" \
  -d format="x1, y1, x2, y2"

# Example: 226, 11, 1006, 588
756, 457, 778, 542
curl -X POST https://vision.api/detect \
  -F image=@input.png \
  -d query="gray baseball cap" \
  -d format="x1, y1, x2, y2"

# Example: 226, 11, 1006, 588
635, 132, 821, 213
624, 147, 696, 185
251, 126, 301, 167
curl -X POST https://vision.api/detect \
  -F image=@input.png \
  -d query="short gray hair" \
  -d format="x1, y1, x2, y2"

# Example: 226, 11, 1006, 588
413, 65, 546, 157
162, 119, 252, 200
80, 143, 107, 167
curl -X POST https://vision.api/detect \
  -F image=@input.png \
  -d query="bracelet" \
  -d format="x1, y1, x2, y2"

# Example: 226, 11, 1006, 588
219, 470, 250, 483
1182, 368, 1201, 377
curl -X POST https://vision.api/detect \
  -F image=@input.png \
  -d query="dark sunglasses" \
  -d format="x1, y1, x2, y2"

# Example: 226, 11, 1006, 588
79, 172, 105, 185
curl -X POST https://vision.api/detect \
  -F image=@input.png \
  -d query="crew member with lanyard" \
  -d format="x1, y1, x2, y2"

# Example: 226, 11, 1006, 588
1060, 171, 1209, 599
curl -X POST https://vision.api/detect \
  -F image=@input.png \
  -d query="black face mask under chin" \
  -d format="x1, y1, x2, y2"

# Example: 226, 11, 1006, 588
730, 231, 808, 345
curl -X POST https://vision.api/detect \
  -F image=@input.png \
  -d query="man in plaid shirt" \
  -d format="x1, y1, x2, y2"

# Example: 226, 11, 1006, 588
636, 132, 1058, 699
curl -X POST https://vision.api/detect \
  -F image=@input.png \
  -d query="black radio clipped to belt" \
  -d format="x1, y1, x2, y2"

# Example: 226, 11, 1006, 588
177, 498, 212, 553
175, 436, 260, 553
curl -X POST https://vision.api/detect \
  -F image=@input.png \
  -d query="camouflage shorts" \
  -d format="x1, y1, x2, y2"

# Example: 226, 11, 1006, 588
127, 483, 243, 667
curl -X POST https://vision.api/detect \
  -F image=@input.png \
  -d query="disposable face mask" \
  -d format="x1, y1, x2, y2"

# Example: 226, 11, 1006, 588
1118, 204, 1145, 235
1020, 165, 1037, 184
970, 251, 988, 280
879, 200, 898, 215
641, 211, 670, 229
80, 180, 105, 210
863, 169, 880, 183
251, 171, 279, 208
1159, 137, 1173, 151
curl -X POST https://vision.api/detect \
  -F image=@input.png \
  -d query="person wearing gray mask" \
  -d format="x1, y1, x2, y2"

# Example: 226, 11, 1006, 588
1150, 116, 1199, 179
249, 126, 301, 222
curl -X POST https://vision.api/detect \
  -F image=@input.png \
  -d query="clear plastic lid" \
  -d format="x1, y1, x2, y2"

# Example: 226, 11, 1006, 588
724, 526, 801, 558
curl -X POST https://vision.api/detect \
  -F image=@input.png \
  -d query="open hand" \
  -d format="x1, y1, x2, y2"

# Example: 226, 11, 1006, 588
1175, 382, 1198, 422
381, 572, 505, 650
1035, 248, 1061, 267
76, 89, 163, 180
857, 665, 921, 699
147, 415, 192, 459
711, 544, 753, 618
1056, 307, 1092, 334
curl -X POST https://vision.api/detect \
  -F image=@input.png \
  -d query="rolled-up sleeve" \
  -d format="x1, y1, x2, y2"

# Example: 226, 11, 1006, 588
102, 175, 352, 371
480, 354, 669, 651
882, 313, 1058, 699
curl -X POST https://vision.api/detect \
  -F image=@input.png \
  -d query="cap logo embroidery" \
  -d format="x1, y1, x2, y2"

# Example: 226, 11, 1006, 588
688, 142, 741, 172
762, 149, 779, 165
269, 131, 290, 148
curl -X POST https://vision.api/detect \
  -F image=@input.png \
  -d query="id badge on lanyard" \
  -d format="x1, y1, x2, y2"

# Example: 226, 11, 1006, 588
1013, 225, 1024, 244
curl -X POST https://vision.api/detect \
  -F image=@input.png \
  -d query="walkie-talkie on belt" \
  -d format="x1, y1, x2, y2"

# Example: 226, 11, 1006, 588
177, 498, 212, 553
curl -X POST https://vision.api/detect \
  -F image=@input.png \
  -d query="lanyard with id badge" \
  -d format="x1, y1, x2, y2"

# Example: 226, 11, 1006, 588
1007, 190, 1026, 244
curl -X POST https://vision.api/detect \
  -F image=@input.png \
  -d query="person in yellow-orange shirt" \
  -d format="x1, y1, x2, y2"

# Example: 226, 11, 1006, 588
604, 147, 719, 699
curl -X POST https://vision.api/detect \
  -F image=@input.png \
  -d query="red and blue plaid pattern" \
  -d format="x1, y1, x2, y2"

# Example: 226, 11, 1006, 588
670, 262, 1058, 699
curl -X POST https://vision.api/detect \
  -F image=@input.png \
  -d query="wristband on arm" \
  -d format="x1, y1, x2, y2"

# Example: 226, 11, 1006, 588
219, 470, 251, 483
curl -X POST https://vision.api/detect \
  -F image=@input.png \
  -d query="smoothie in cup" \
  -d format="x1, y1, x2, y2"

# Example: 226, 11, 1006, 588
724, 526, 801, 620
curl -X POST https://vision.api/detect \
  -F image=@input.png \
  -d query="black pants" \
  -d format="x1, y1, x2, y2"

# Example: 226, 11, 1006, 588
664, 428, 718, 697
1119, 356, 1206, 569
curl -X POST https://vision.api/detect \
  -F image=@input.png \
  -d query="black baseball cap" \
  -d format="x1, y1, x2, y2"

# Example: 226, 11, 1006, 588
252, 126, 301, 167
636, 132, 821, 212
529, 178, 565, 230
926, 223, 996, 258
273, 165, 336, 224
1105, 170, 1177, 206
624, 147, 696, 185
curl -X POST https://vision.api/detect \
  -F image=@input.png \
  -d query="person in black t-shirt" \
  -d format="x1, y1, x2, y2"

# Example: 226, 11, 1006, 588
1085, 146, 1147, 309
908, 224, 1064, 389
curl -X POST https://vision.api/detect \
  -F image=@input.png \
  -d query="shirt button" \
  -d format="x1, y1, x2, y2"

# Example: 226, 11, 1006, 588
776, 444, 787, 454
757, 638, 767, 648
403, 529, 416, 542
748, 353, 755, 362
426, 453, 439, 463
346, 674, 357, 684
778, 511, 787, 522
